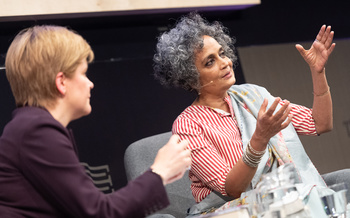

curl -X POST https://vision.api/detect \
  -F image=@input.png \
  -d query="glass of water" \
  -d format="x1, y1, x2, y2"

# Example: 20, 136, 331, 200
319, 183, 348, 217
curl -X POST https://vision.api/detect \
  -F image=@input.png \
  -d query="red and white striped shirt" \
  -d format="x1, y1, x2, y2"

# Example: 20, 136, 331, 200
172, 96, 317, 203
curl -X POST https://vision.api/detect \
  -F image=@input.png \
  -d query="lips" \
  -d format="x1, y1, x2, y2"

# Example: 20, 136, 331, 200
222, 71, 232, 78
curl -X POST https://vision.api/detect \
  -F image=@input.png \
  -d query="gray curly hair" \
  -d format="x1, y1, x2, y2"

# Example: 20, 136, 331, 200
153, 12, 237, 92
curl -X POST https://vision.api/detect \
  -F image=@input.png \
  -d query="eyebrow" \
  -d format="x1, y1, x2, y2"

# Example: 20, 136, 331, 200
201, 46, 224, 65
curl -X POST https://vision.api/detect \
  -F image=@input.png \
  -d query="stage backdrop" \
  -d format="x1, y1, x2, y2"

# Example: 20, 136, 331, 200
237, 38, 350, 174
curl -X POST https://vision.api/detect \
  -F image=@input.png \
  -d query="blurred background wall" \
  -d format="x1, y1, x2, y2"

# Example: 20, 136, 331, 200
0, 0, 349, 190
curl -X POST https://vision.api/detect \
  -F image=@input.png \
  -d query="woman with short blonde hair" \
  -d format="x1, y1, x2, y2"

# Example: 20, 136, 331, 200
5, 25, 94, 108
0, 25, 191, 217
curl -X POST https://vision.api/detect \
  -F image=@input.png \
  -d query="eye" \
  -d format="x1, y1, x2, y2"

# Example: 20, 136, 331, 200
205, 59, 214, 67
220, 50, 226, 57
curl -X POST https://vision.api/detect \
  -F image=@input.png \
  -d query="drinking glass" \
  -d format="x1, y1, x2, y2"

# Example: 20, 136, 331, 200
319, 183, 348, 218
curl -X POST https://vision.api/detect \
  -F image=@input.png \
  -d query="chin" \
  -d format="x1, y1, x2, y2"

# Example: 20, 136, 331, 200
85, 107, 92, 116
78, 107, 92, 119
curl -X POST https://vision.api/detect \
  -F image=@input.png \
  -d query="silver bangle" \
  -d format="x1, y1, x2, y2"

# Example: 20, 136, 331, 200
248, 141, 266, 156
242, 141, 265, 168
242, 151, 260, 168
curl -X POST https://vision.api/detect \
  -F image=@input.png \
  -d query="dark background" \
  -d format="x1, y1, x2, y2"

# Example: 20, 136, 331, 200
1, 0, 350, 190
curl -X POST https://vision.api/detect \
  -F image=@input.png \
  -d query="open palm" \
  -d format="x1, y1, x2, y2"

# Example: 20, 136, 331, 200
296, 25, 336, 73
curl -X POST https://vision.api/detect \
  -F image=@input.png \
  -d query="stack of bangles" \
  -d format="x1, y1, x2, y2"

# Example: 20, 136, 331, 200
242, 141, 266, 168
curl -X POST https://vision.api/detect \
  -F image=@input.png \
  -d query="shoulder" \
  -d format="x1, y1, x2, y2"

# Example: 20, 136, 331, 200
231, 83, 268, 92
175, 105, 213, 122
12, 107, 65, 130
230, 83, 273, 98
12, 107, 58, 123
173, 106, 196, 127
178, 105, 204, 116
0, 107, 76, 166
2, 107, 69, 144
173, 105, 213, 133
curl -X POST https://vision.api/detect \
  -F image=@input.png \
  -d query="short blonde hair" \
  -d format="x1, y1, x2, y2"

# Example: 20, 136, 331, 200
5, 25, 94, 108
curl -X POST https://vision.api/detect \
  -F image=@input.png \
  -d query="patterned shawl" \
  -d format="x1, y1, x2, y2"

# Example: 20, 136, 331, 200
228, 83, 326, 188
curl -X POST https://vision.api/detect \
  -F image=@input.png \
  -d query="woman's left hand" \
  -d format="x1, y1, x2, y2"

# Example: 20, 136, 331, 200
295, 25, 336, 73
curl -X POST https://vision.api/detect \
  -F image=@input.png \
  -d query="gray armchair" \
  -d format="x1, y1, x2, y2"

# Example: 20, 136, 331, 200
124, 132, 195, 218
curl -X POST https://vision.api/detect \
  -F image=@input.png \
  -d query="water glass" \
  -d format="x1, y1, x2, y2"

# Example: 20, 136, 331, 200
319, 183, 348, 217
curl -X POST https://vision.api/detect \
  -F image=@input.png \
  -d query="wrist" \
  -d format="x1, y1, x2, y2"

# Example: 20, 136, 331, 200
250, 134, 269, 150
313, 86, 330, 97
150, 167, 166, 185
242, 140, 266, 168
310, 67, 326, 75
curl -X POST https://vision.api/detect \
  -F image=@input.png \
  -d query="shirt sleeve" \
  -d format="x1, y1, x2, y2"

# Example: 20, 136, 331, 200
20, 119, 169, 218
279, 100, 317, 136
173, 116, 231, 200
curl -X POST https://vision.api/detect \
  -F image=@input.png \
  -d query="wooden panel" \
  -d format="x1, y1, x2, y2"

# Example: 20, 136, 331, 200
0, 0, 260, 21
237, 39, 350, 174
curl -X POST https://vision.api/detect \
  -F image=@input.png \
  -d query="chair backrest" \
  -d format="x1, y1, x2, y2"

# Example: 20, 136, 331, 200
81, 162, 114, 194
124, 132, 195, 218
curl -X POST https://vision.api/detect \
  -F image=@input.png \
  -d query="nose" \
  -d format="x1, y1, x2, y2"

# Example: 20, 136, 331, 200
89, 79, 94, 89
220, 56, 230, 69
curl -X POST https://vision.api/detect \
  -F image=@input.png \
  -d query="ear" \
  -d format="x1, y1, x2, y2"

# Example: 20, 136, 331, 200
55, 72, 66, 95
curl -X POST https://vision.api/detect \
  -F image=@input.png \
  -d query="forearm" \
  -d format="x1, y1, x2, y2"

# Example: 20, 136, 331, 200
225, 137, 266, 198
297, 25, 335, 134
225, 158, 257, 198
311, 68, 333, 134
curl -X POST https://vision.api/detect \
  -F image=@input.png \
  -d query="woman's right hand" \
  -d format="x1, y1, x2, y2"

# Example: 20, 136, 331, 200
151, 135, 191, 185
251, 97, 293, 150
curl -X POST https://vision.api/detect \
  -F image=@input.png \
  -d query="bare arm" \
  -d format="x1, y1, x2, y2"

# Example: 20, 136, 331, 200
225, 98, 293, 198
226, 26, 335, 197
296, 25, 335, 134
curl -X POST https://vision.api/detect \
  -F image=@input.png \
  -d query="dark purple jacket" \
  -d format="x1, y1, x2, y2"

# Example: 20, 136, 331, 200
0, 107, 169, 217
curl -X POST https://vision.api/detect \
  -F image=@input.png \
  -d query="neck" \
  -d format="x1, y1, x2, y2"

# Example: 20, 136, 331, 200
194, 91, 229, 112
46, 100, 71, 127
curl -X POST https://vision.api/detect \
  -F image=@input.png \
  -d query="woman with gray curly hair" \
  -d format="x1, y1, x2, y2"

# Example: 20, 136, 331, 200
154, 12, 237, 92
154, 12, 349, 217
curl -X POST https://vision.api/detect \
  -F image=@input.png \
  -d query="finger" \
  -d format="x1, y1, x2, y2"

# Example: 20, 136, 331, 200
323, 28, 333, 49
324, 31, 334, 49
277, 103, 291, 123
174, 151, 191, 168
185, 155, 192, 167
272, 100, 290, 120
169, 134, 180, 144
295, 44, 306, 57
320, 25, 331, 44
295, 44, 310, 63
178, 139, 189, 150
315, 25, 326, 42
328, 43, 336, 55
265, 97, 281, 116
280, 114, 293, 129
181, 149, 191, 160
259, 98, 269, 114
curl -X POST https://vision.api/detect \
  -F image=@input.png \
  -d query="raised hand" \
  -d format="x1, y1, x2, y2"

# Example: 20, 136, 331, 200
252, 98, 293, 148
151, 135, 191, 185
295, 25, 336, 73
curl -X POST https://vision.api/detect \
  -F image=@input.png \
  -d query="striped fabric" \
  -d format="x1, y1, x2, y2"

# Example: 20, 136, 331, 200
173, 96, 317, 203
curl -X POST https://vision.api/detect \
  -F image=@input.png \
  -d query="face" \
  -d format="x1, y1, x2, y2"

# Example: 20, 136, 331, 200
194, 35, 236, 94
65, 59, 94, 120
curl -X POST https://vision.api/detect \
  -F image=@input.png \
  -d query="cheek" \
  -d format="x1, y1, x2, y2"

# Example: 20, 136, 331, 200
227, 58, 233, 66
197, 69, 211, 82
